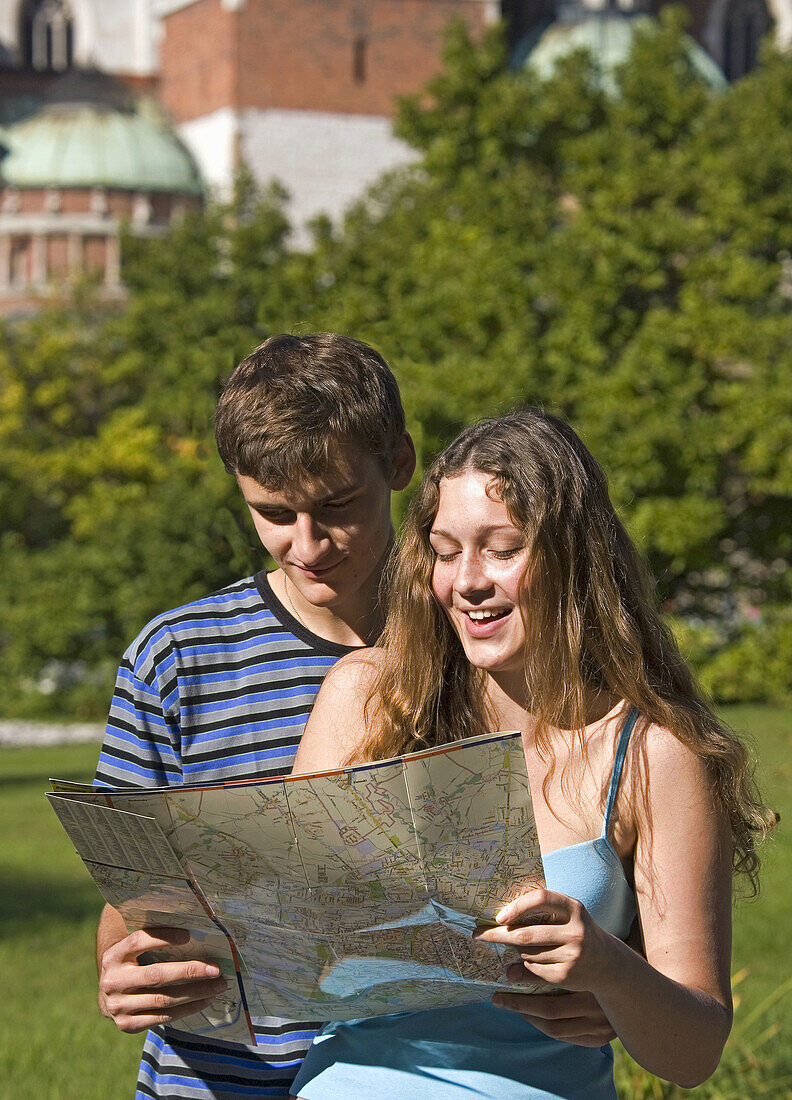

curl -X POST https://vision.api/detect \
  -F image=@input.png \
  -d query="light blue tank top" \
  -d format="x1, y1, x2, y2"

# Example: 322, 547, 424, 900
291, 709, 640, 1100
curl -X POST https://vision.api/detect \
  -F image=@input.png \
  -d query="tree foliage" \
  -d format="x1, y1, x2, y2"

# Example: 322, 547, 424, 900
0, 180, 303, 715
1, 11, 790, 715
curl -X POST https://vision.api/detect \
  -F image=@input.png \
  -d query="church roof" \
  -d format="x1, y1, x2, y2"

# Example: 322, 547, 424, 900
516, 12, 727, 92
0, 78, 203, 195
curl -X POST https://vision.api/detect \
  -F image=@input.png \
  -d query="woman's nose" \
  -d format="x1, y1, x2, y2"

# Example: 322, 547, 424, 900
453, 552, 492, 596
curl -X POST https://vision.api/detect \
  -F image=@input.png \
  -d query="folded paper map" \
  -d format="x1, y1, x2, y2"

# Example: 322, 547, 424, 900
48, 731, 545, 1045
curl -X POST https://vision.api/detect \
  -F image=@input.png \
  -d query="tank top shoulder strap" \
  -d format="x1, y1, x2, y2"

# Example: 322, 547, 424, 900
601, 707, 640, 840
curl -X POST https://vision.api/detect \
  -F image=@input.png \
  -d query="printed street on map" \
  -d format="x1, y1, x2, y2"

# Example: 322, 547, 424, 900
48, 731, 546, 1044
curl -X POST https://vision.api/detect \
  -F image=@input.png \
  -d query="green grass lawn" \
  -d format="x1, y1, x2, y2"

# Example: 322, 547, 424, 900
616, 706, 792, 1099
0, 742, 144, 1098
0, 706, 789, 1099
728, 706, 792, 1019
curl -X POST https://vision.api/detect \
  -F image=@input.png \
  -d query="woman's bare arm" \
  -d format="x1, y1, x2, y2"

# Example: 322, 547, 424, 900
482, 725, 733, 1087
596, 726, 733, 1084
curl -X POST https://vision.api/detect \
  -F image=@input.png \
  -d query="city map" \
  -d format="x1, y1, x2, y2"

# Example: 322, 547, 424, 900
48, 731, 546, 1045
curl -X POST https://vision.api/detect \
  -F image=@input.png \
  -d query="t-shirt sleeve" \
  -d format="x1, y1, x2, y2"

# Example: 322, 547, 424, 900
94, 631, 183, 789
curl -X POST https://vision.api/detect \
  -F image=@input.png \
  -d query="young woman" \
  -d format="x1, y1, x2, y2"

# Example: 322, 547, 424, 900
289, 409, 771, 1100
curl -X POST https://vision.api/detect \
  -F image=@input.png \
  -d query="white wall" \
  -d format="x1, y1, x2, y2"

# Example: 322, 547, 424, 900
0, 0, 157, 73
0, 0, 20, 58
239, 108, 417, 242
75, 0, 156, 74
178, 106, 417, 243
763, 0, 792, 47
152, 0, 201, 16
177, 106, 240, 196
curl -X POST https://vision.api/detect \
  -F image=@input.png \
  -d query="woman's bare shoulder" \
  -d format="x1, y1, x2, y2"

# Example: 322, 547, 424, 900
320, 646, 385, 695
625, 715, 716, 828
291, 648, 385, 774
633, 717, 707, 774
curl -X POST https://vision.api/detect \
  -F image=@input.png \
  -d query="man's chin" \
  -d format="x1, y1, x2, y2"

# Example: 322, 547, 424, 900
288, 574, 348, 608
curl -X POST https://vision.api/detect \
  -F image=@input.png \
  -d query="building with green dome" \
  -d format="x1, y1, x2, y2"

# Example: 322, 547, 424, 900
514, 4, 729, 90
0, 71, 202, 313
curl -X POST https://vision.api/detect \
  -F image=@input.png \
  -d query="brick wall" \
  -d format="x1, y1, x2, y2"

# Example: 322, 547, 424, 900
46, 235, 70, 277
160, 0, 491, 123
236, 0, 489, 116
159, 0, 239, 124
2, 188, 199, 219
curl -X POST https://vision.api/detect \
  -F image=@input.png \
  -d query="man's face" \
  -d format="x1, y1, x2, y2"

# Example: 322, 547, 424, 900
236, 442, 413, 613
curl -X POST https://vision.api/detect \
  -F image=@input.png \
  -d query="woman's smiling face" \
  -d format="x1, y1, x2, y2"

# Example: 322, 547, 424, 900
429, 470, 531, 692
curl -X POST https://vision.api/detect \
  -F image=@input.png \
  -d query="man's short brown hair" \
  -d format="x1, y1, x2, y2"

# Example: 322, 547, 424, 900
214, 333, 406, 487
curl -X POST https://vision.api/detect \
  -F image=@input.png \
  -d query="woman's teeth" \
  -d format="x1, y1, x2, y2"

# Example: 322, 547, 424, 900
467, 609, 507, 621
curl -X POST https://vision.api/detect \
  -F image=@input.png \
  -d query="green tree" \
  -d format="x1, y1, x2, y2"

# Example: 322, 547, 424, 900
0, 181, 305, 716
303, 13, 791, 699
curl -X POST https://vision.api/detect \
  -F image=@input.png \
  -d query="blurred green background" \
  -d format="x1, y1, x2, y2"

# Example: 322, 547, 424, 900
1, 14, 790, 720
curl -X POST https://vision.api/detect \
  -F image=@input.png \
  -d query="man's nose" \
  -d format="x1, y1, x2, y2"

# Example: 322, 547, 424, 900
291, 514, 331, 564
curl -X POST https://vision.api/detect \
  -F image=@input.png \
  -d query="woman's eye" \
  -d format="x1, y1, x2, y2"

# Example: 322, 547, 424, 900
492, 547, 523, 560
433, 550, 459, 562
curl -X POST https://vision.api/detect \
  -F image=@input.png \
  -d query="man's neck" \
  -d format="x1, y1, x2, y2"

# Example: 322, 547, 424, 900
271, 569, 384, 648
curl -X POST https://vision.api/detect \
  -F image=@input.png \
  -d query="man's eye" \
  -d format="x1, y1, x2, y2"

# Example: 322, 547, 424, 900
255, 510, 290, 523
324, 498, 353, 511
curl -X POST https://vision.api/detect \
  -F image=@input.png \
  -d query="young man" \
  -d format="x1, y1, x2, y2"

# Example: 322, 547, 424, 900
94, 333, 416, 1100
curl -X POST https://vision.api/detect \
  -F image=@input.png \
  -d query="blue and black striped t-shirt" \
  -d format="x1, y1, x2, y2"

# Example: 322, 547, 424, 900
95, 571, 359, 1100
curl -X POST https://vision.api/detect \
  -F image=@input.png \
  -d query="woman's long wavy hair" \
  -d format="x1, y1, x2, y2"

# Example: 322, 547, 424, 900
356, 409, 772, 892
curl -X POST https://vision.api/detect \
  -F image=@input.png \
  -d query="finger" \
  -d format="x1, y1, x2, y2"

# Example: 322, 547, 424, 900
504, 958, 566, 983
523, 1016, 615, 1044
474, 923, 569, 949
495, 889, 575, 927
135, 958, 225, 989
505, 961, 559, 984
103, 958, 224, 997
108, 927, 192, 964
504, 950, 573, 979
107, 977, 229, 1017
110, 995, 220, 1034
497, 990, 602, 1021
493, 997, 616, 1046
508, 1010, 616, 1047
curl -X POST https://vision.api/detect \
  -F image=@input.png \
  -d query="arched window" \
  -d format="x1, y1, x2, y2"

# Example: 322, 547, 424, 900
723, 0, 771, 79
352, 36, 367, 84
501, 0, 554, 51
21, 0, 74, 72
